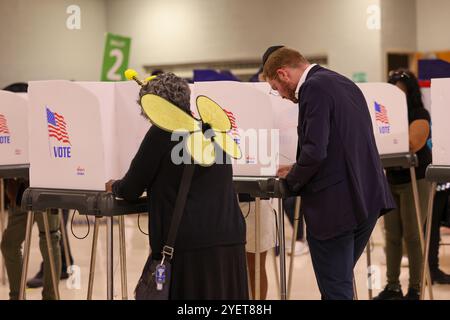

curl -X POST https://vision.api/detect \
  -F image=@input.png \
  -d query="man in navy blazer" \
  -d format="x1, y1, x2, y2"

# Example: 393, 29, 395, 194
262, 46, 395, 299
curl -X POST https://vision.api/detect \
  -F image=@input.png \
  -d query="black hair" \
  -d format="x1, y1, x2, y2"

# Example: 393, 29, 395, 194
3, 82, 28, 93
388, 69, 424, 116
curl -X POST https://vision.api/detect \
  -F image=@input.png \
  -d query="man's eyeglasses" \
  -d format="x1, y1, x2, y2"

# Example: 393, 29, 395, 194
269, 88, 280, 96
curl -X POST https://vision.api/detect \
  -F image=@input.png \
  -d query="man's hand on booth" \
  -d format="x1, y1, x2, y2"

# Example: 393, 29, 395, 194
277, 164, 293, 179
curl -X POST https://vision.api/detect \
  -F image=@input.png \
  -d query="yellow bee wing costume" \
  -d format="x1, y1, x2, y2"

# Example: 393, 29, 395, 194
126, 69, 241, 166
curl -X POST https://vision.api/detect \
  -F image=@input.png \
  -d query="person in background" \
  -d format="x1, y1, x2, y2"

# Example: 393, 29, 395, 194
238, 194, 277, 300
374, 69, 431, 300
26, 208, 74, 288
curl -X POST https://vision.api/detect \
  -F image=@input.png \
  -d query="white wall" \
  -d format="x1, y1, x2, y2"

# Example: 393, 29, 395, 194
381, 0, 417, 52
8, 0, 441, 86
417, 0, 450, 52
380, 0, 417, 79
106, 0, 383, 81
0, 0, 107, 89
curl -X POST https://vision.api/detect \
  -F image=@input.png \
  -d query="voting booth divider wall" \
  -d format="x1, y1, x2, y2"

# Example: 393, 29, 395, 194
422, 78, 450, 299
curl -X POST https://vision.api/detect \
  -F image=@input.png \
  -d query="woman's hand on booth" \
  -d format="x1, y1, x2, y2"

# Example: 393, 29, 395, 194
105, 180, 116, 193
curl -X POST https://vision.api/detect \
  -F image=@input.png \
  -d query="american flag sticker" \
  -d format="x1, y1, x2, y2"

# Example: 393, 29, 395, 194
47, 107, 71, 145
0, 114, 10, 135
374, 101, 389, 125
374, 101, 390, 134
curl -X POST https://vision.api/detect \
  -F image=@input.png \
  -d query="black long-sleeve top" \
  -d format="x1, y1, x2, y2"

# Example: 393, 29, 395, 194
112, 126, 246, 258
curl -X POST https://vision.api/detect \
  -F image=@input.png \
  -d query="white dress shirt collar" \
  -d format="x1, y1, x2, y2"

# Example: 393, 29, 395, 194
294, 64, 317, 100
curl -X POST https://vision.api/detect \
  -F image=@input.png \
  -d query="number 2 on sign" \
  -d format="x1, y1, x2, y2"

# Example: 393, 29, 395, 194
107, 49, 124, 81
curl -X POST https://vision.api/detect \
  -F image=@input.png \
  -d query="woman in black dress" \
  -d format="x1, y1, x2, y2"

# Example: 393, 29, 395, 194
107, 73, 248, 300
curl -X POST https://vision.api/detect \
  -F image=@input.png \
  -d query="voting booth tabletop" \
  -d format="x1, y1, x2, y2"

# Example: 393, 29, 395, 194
233, 176, 295, 199
380, 153, 418, 169
21, 188, 147, 217
0, 164, 29, 179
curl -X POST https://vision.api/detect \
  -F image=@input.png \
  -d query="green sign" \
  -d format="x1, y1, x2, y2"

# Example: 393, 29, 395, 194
352, 72, 368, 83
101, 33, 131, 81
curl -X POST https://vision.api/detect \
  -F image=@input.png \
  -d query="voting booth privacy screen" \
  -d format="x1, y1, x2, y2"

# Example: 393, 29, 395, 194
431, 78, 450, 166
357, 83, 409, 156
0, 90, 29, 165
28, 81, 149, 191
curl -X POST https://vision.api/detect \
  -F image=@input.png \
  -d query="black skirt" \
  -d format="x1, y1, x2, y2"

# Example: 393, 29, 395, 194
169, 244, 249, 300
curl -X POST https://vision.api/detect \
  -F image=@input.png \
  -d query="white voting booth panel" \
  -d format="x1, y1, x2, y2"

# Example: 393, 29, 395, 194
251, 83, 298, 166
430, 78, 450, 165
193, 81, 298, 177
0, 90, 29, 165
422, 87, 431, 113
28, 81, 148, 191
357, 83, 409, 155
114, 82, 152, 177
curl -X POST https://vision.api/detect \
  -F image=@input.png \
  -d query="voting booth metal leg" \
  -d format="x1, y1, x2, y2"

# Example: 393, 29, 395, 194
272, 248, 280, 299
0, 179, 6, 285
58, 209, 72, 275
366, 239, 373, 300
254, 197, 261, 300
118, 216, 128, 300
288, 197, 301, 300
278, 200, 287, 300
43, 210, 60, 300
106, 216, 114, 300
420, 183, 437, 300
87, 217, 100, 300
19, 211, 34, 300
410, 168, 433, 300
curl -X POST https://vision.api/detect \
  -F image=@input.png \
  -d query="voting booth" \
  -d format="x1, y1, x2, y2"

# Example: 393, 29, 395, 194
422, 78, 450, 299
21, 81, 151, 300
28, 80, 150, 191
